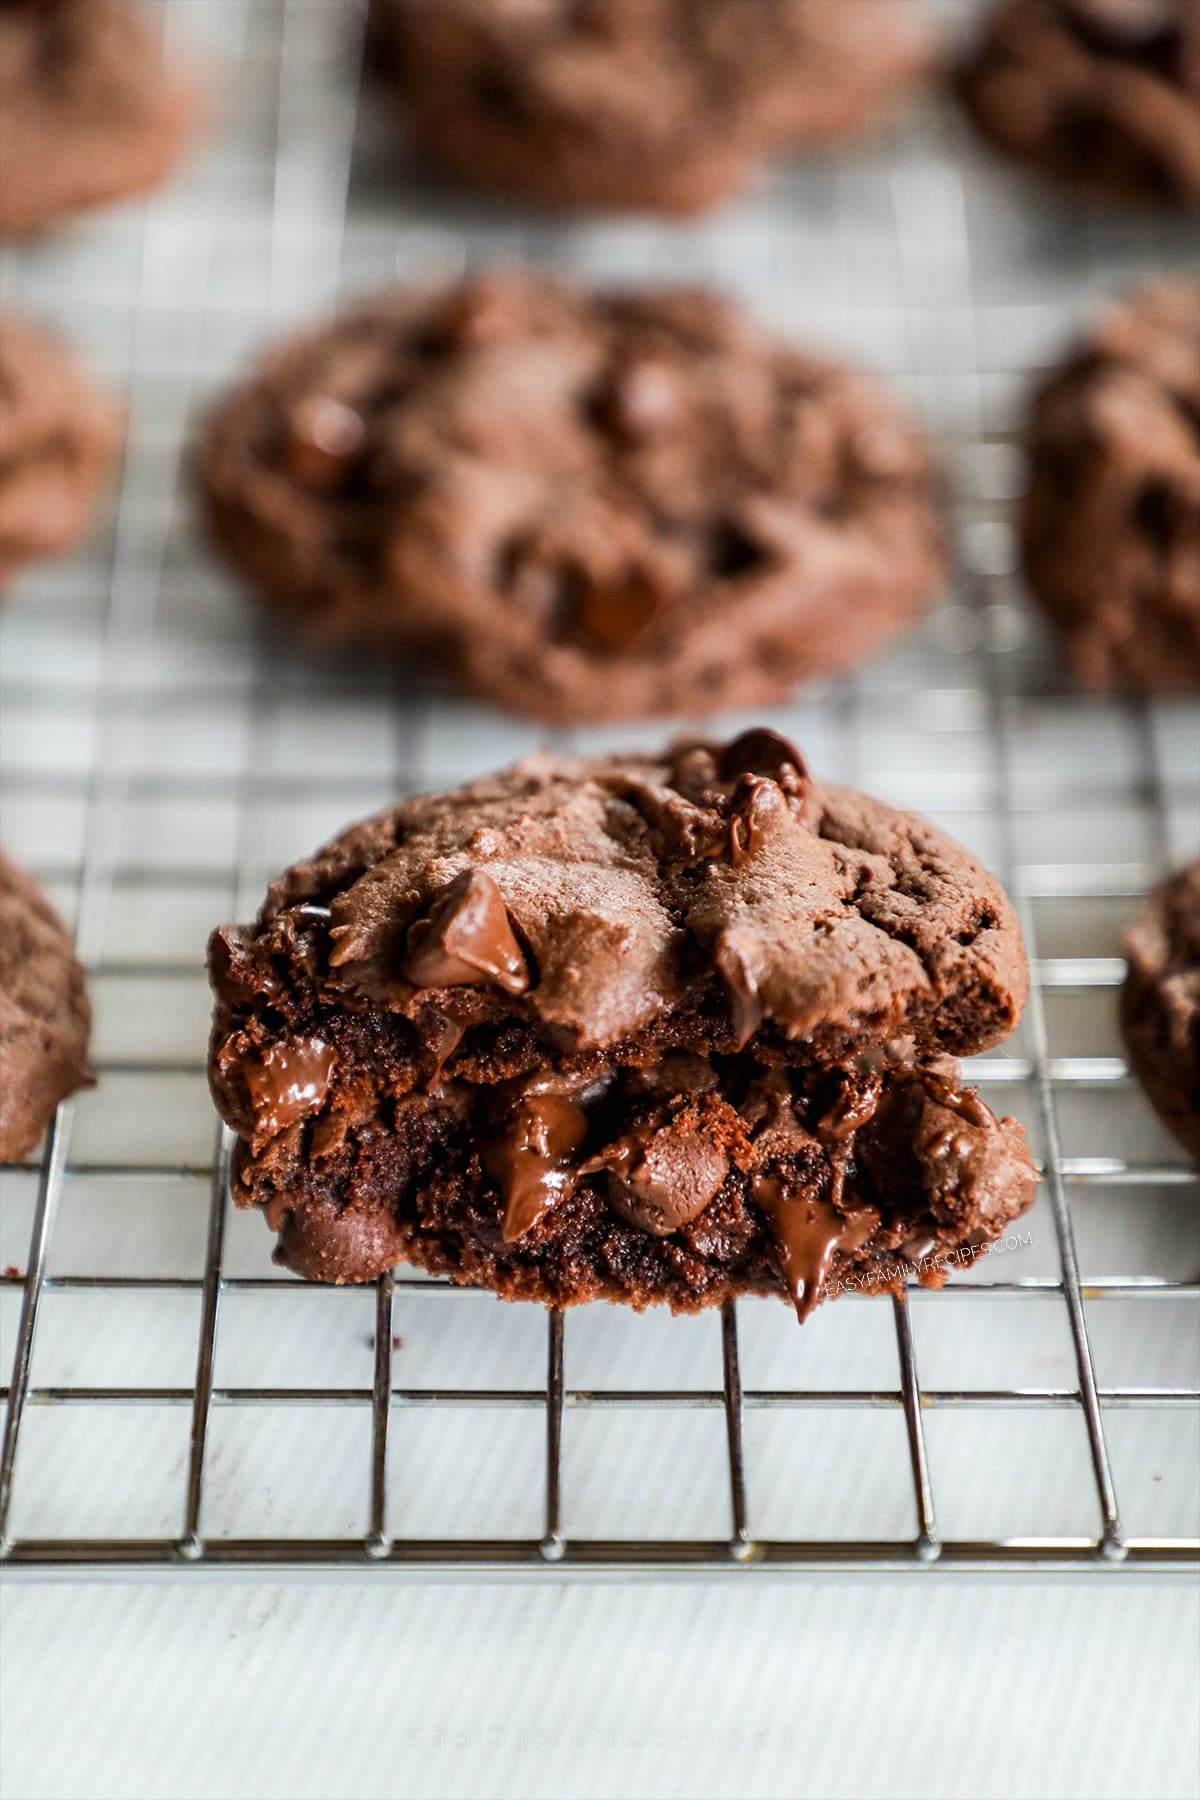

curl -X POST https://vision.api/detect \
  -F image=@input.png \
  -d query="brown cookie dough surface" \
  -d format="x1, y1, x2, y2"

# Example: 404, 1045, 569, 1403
0, 853, 91, 1162
200, 275, 945, 724
369, 0, 931, 215
0, 313, 123, 587
208, 731, 1037, 1308
0, 0, 201, 236
960, 0, 1200, 206
1022, 275, 1200, 690
1122, 862, 1200, 1163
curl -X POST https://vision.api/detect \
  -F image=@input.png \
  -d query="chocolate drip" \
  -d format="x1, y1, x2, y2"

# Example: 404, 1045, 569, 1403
246, 1037, 336, 1140
714, 930, 765, 1049
403, 869, 529, 995
753, 1173, 878, 1322
484, 1093, 588, 1242
425, 1010, 465, 1085
914, 1069, 992, 1128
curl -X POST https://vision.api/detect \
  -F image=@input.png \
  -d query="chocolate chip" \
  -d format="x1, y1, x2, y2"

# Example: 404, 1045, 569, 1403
595, 355, 681, 443
571, 569, 660, 652
1133, 477, 1176, 549
402, 869, 530, 994
604, 1119, 729, 1236
708, 516, 768, 580
282, 397, 365, 492
245, 1037, 336, 1141
719, 727, 809, 786
1059, 0, 1180, 54
484, 1092, 588, 1241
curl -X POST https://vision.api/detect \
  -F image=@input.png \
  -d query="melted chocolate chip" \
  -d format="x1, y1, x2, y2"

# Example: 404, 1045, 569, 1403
484, 1092, 588, 1241
245, 1037, 336, 1140
816, 1066, 885, 1141
424, 1010, 465, 1085
714, 930, 765, 1049
915, 1069, 992, 1129
719, 727, 809, 786
402, 870, 529, 995
752, 1173, 877, 1321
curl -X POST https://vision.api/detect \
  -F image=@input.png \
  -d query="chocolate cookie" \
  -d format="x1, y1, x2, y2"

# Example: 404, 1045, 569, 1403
368, 0, 930, 215
1021, 276, 1200, 690
1122, 862, 1200, 1163
960, 0, 1200, 206
0, 854, 91, 1162
0, 313, 123, 588
208, 731, 1038, 1312
200, 275, 945, 724
0, 0, 200, 237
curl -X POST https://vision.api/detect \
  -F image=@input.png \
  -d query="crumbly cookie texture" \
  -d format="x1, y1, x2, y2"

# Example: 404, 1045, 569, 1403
960, 0, 1200, 206
1021, 275, 1200, 690
368, 0, 931, 215
208, 732, 1038, 1312
0, 0, 201, 236
0, 312, 123, 587
1122, 862, 1200, 1163
0, 853, 92, 1162
200, 275, 945, 723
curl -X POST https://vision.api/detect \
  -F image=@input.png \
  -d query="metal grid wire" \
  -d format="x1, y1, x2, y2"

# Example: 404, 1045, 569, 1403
0, 0, 1197, 1577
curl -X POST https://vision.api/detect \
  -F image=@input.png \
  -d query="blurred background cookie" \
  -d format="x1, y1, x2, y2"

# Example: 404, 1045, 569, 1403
959, 0, 1200, 207
0, 312, 123, 588
1122, 861, 1200, 1163
0, 851, 92, 1162
1021, 275, 1200, 690
367, 0, 931, 215
0, 0, 202, 236
199, 273, 945, 723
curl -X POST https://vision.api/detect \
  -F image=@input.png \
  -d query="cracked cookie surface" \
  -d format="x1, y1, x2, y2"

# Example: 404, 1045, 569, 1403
200, 274, 945, 723
208, 732, 1037, 1308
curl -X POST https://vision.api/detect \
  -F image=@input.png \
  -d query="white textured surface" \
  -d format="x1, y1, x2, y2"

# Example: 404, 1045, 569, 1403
2, 1580, 1199, 1800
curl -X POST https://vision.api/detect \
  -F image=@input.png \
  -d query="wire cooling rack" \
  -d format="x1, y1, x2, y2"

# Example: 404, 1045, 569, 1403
0, 0, 1197, 1579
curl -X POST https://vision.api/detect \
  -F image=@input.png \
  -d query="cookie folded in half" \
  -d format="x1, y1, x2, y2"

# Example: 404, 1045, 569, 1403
1021, 275, 1200, 691
959, 0, 1200, 207
200, 275, 945, 723
0, 853, 92, 1162
1122, 862, 1200, 1164
368, 0, 930, 216
208, 732, 1039, 1315
0, 0, 201, 237
0, 313, 123, 588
